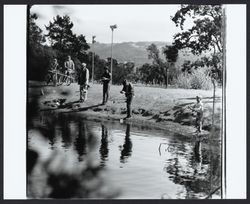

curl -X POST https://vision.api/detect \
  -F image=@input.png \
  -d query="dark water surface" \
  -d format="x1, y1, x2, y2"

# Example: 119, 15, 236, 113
27, 111, 221, 199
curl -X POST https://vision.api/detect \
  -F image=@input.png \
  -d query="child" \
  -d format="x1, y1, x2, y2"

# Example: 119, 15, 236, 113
189, 96, 204, 133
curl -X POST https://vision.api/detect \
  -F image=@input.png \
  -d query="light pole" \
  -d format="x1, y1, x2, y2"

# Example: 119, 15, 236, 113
110, 24, 117, 84
91, 35, 96, 83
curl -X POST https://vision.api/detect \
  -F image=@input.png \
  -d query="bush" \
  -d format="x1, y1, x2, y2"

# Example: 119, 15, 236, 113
174, 67, 213, 90
173, 72, 191, 89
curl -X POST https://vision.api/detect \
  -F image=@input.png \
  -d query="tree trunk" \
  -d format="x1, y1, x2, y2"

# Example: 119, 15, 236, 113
164, 73, 168, 88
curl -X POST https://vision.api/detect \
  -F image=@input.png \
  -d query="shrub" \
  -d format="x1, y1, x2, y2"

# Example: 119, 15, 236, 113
174, 67, 213, 90
173, 72, 192, 89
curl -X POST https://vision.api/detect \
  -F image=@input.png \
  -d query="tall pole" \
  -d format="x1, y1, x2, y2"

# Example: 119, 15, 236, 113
110, 30, 114, 84
110, 24, 117, 85
92, 52, 94, 82
92, 36, 96, 83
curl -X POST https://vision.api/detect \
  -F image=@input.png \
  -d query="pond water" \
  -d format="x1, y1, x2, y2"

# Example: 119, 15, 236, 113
27, 111, 221, 199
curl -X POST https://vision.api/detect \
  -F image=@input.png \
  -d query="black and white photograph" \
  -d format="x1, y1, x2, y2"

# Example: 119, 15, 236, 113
2, 3, 247, 200
26, 4, 225, 199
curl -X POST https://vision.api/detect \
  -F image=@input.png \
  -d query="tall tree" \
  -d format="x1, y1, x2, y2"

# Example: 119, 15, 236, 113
163, 45, 179, 84
45, 15, 74, 51
163, 45, 179, 63
28, 12, 56, 80
171, 5, 222, 55
146, 44, 169, 87
45, 15, 89, 59
29, 13, 46, 49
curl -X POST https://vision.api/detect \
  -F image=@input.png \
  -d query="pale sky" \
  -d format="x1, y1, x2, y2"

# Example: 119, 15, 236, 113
30, 4, 189, 44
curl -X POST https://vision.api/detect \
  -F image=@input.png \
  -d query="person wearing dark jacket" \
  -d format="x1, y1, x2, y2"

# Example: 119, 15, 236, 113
78, 63, 89, 102
101, 67, 111, 104
120, 79, 134, 119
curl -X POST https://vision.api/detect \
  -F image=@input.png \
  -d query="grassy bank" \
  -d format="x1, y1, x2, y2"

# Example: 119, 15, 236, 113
29, 81, 223, 138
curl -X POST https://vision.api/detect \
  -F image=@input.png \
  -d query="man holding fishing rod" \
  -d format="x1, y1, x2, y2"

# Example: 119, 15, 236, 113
120, 79, 134, 119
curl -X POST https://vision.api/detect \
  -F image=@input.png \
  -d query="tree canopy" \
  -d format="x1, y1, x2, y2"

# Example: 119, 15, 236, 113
29, 13, 46, 49
142, 43, 179, 87
171, 5, 222, 55
45, 15, 89, 58
163, 45, 179, 63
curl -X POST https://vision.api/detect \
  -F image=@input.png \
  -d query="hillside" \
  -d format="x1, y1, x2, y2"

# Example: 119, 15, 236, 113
90, 41, 169, 67
90, 41, 210, 68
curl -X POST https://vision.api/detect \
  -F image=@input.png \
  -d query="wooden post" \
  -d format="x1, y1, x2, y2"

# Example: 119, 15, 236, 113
212, 78, 216, 133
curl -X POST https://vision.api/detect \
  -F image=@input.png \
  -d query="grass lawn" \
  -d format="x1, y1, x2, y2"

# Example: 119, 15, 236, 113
29, 81, 223, 138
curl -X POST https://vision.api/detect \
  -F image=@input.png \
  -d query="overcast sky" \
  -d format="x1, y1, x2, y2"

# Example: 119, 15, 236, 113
30, 5, 190, 44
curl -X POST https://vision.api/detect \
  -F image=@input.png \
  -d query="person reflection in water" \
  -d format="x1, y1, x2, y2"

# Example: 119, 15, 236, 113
193, 138, 202, 175
99, 124, 109, 166
120, 124, 133, 163
74, 121, 87, 162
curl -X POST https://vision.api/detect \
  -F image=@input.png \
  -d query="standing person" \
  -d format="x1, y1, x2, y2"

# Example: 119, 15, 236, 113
46, 58, 59, 86
101, 67, 111, 105
78, 63, 89, 102
189, 96, 204, 133
120, 79, 134, 119
64, 55, 75, 85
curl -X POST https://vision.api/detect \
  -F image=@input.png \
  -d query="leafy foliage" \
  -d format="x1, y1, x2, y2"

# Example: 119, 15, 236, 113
163, 45, 179, 63
29, 13, 46, 49
138, 43, 179, 87
174, 67, 213, 90
146, 44, 169, 86
45, 15, 89, 61
181, 53, 222, 82
28, 13, 58, 80
171, 5, 222, 55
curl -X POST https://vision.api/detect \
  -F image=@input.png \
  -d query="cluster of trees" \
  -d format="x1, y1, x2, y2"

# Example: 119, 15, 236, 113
28, 13, 90, 80
28, 11, 135, 84
137, 5, 223, 87
137, 44, 178, 87
181, 53, 222, 81
29, 4, 223, 88
171, 5, 223, 81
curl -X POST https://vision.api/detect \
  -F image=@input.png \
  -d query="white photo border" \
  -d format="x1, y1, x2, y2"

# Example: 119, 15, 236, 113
3, 4, 247, 199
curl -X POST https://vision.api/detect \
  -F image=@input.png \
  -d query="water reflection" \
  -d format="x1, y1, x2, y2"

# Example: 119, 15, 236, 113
27, 112, 118, 198
164, 136, 221, 199
74, 121, 87, 162
120, 124, 133, 163
192, 139, 202, 175
99, 124, 109, 165
60, 116, 72, 149
28, 110, 221, 199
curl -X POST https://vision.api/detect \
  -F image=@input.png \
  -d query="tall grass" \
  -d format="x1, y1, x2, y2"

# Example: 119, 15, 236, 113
174, 67, 213, 90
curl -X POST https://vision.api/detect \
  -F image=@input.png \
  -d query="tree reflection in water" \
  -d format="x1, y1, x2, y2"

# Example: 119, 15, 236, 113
164, 135, 221, 199
120, 124, 133, 163
27, 112, 119, 198
60, 115, 72, 149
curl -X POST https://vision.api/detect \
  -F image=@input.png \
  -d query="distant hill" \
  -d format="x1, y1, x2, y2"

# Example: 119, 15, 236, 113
90, 41, 210, 68
91, 41, 169, 67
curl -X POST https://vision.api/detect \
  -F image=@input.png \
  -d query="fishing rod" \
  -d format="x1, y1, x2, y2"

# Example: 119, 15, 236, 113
108, 92, 127, 103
